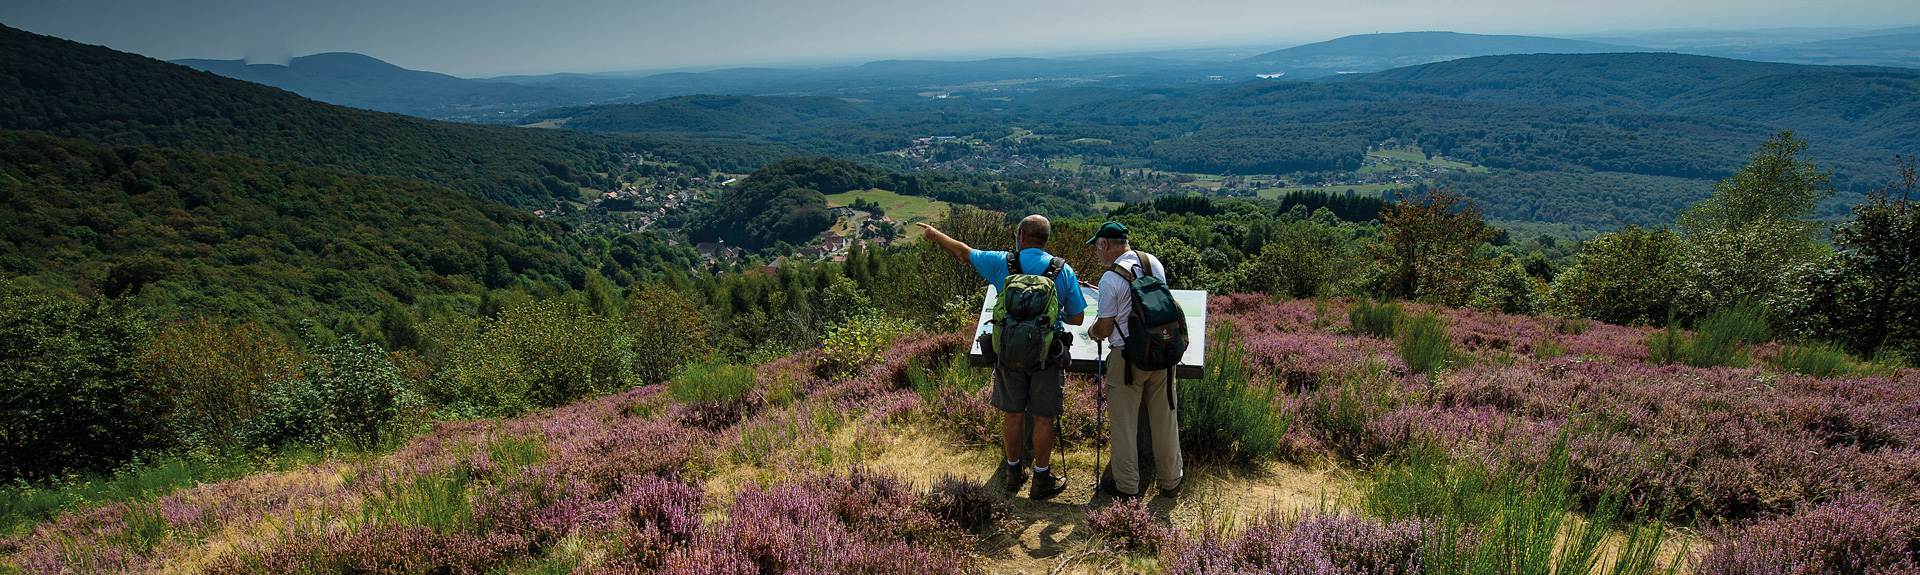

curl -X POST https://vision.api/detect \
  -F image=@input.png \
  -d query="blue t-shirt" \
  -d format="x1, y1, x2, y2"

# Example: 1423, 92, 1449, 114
970, 248, 1087, 320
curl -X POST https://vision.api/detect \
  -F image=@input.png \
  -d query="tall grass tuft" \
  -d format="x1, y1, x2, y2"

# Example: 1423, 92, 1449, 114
668, 358, 756, 403
1348, 299, 1405, 339
1179, 321, 1289, 464
1397, 311, 1454, 375
1362, 436, 1679, 575
1765, 340, 1853, 377
1646, 304, 1772, 368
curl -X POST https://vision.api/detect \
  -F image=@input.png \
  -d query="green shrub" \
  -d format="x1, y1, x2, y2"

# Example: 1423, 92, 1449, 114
1179, 321, 1288, 464
0, 290, 156, 483
1397, 311, 1453, 375
671, 358, 757, 404
819, 313, 917, 377
1348, 299, 1404, 339
1766, 341, 1852, 377
1533, 338, 1567, 361
433, 299, 631, 417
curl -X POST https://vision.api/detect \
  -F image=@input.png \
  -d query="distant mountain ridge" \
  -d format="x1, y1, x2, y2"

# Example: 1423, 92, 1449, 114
1237, 31, 1644, 72
173, 52, 594, 122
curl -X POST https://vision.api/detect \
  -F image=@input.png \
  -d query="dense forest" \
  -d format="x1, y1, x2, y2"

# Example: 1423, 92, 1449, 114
0, 129, 704, 347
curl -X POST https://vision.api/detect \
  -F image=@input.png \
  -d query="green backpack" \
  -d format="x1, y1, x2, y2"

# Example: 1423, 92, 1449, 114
1110, 250, 1188, 373
992, 252, 1066, 372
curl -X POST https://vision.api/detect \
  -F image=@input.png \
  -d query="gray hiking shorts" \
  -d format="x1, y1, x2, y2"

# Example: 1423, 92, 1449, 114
990, 365, 1065, 417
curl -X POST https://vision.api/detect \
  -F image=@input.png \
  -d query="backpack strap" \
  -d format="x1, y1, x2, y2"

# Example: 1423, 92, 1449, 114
1041, 257, 1065, 281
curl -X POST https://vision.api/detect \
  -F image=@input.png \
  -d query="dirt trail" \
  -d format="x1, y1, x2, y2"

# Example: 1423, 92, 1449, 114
871, 422, 1356, 574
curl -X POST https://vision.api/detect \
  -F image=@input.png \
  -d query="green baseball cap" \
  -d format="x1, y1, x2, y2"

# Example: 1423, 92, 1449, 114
1085, 221, 1129, 244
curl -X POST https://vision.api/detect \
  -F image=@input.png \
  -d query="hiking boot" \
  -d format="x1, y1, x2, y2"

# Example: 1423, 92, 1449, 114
1098, 480, 1140, 502
1001, 461, 1027, 495
1030, 468, 1066, 500
1157, 477, 1184, 499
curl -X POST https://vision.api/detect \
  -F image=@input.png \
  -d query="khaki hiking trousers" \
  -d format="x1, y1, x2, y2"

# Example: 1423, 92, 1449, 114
1104, 348, 1183, 496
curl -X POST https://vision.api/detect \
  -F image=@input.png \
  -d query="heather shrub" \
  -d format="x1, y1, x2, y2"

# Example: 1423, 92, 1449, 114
1180, 321, 1287, 464
1396, 311, 1453, 375
671, 470, 971, 574
1085, 496, 1167, 552
1693, 495, 1920, 575
1348, 299, 1404, 339
921, 476, 1009, 534
205, 524, 526, 575
1166, 510, 1427, 575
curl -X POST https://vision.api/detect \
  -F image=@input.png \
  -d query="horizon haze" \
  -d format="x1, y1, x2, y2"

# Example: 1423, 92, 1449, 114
3, 0, 1919, 77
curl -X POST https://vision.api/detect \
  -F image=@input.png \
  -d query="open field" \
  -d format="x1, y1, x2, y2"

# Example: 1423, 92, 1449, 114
825, 188, 951, 223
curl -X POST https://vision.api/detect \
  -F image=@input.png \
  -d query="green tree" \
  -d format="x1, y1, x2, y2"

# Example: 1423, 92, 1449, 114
1676, 131, 1833, 311
1369, 187, 1494, 305
0, 289, 156, 482
1797, 156, 1920, 358
625, 284, 714, 385
1545, 226, 1688, 325
137, 320, 302, 452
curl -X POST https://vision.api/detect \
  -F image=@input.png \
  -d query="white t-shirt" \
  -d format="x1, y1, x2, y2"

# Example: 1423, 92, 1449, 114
1096, 250, 1166, 348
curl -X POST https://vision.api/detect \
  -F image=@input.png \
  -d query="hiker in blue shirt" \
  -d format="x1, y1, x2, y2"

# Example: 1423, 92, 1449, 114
917, 215, 1085, 500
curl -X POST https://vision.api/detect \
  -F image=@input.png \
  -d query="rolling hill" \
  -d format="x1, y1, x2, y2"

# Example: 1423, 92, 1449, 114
174, 52, 594, 122
0, 24, 797, 210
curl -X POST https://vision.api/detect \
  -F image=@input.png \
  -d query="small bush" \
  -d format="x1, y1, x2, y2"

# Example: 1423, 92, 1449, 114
1396, 311, 1452, 375
1533, 338, 1567, 361
1348, 299, 1404, 339
1180, 321, 1287, 464
1085, 497, 1167, 553
819, 313, 917, 377
922, 476, 1009, 534
1765, 340, 1852, 377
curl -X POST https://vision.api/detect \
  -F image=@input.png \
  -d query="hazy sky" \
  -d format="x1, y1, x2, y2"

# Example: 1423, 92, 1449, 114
5, 0, 1918, 77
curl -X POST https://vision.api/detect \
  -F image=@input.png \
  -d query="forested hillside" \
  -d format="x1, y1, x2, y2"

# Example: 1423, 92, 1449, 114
0, 129, 701, 345
0, 24, 800, 209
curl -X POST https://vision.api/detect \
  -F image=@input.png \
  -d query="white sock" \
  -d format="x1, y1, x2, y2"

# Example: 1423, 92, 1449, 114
1007, 459, 1020, 466
1034, 465, 1049, 474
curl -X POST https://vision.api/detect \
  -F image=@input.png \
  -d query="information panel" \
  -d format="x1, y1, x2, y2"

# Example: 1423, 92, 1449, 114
967, 285, 1208, 379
